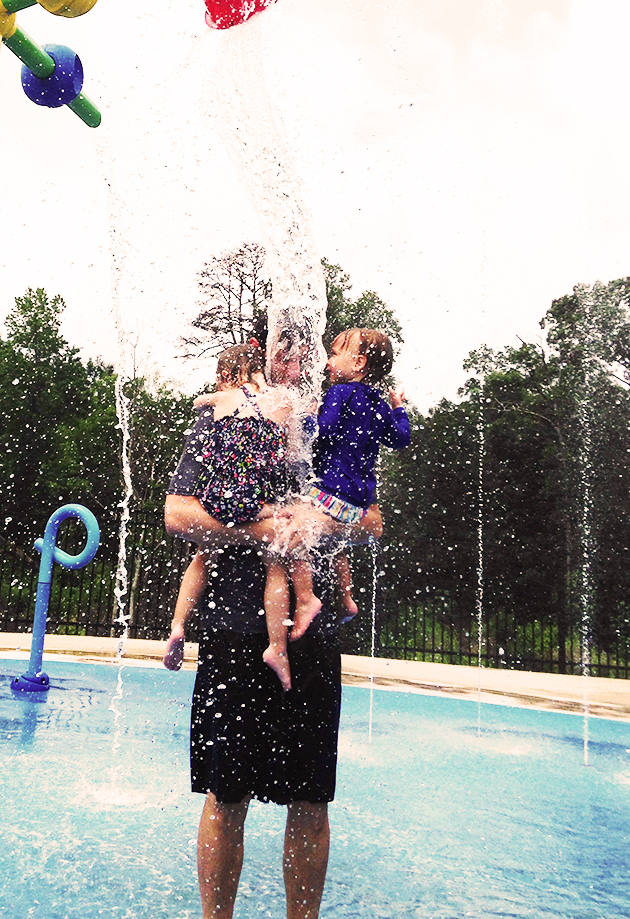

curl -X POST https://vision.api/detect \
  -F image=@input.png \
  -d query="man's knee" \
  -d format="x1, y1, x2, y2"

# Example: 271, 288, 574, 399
287, 801, 329, 835
202, 794, 250, 831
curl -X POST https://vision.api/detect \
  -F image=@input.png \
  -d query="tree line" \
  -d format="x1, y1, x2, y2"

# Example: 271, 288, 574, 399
0, 288, 192, 552
376, 279, 630, 671
0, 254, 402, 559
2, 256, 630, 673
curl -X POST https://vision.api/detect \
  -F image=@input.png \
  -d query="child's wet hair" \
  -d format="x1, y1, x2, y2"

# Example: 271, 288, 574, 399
337, 328, 394, 385
216, 343, 266, 388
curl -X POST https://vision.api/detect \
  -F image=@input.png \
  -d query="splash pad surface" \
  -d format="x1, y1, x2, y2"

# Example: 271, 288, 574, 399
1, 658, 629, 918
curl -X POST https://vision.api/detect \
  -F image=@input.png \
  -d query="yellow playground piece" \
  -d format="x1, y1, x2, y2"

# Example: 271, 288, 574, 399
0, 4, 17, 39
36, 0, 98, 17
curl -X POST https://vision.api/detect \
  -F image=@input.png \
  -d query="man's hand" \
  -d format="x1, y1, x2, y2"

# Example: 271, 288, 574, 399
274, 502, 383, 553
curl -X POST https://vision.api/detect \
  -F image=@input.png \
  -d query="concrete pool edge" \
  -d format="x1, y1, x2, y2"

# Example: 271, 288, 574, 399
1, 633, 629, 720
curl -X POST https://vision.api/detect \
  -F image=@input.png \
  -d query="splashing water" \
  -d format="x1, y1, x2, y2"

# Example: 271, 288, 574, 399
368, 536, 379, 743
113, 377, 133, 655
94, 135, 135, 656
92, 136, 136, 794
473, 381, 485, 734
576, 283, 598, 767
92, 14, 331, 677
201, 19, 327, 395
197, 17, 333, 578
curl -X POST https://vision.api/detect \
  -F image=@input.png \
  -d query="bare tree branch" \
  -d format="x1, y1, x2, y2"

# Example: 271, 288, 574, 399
179, 242, 272, 360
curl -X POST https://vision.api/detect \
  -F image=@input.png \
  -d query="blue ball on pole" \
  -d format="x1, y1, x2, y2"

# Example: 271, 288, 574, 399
20, 42, 83, 107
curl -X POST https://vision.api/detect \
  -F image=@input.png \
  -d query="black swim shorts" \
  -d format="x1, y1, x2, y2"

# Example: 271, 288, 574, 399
190, 629, 342, 805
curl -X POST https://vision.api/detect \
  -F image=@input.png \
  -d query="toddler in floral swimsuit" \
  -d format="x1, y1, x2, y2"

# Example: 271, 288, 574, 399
163, 343, 320, 691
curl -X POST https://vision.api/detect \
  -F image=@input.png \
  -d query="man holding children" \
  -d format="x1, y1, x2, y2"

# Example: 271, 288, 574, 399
165, 327, 409, 918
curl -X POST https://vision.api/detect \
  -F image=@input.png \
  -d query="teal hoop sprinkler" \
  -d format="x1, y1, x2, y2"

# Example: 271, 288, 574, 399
11, 504, 100, 693
0, 0, 101, 128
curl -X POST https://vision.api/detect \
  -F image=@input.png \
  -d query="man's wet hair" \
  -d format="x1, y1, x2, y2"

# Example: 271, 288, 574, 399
251, 312, 309, 355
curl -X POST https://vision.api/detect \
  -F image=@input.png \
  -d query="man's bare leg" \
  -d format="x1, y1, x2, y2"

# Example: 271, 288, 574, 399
284, 802, 330, 919
197, 793, 250, 918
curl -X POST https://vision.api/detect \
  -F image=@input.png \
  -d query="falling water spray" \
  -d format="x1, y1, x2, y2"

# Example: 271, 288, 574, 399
199, 17, 330, 593
113, 376, 133, 657
576, 283, 597, 767
368, 536, 379, 743
474, 380, 485, 732
94, 135, 136, 785
202, 19, 327, 396
95, 135, 135, 658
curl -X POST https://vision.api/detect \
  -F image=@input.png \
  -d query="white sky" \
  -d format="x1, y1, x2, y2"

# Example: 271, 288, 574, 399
3, 0, 630, 411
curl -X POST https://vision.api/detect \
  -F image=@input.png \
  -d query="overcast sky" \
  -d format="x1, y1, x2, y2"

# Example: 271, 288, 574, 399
3, 0, 630, 410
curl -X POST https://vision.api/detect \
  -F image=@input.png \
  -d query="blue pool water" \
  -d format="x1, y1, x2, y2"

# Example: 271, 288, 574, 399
0, 658, 629, 918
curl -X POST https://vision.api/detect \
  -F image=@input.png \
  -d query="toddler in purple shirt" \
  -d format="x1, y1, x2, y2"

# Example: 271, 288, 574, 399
290, 328, 410, 637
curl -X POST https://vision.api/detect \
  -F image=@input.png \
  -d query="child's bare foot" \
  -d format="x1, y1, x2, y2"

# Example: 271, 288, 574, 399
289, 594, 322, 642
163, 626, 185, 671
337, 591, 359, 624
263, 646, 292, 691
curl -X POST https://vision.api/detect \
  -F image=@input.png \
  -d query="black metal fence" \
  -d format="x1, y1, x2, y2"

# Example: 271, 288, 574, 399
1, 512, 629, 678
375, 592, 630, 678
0, 510, 195, 641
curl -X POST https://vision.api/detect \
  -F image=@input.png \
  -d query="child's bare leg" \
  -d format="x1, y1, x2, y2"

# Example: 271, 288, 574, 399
164, 550, 212, 670
289, 557, 322, 642
262, 556, 292, 691
334, 552, 358, 622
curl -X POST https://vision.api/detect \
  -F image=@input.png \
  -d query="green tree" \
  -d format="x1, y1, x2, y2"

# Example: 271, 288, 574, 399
124, 376, 194, 510
461, 279, 630, 670
41, 360, 121, 520
0, 289, 194, 548
321, 258, 404, 351
369, 277, 630, 672
0, 289, 92, 542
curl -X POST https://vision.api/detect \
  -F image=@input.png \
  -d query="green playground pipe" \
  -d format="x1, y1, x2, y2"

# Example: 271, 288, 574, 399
3, 26, 54, 78
2, 0, 37, 13
67, 92, 101, 127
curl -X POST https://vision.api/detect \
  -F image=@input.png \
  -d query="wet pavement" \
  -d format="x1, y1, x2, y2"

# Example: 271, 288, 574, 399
1, 633, 629, 721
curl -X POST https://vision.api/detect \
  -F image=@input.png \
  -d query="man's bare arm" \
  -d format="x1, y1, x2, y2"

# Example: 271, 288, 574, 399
192, 392, 219, 411
164, 495, 276, 548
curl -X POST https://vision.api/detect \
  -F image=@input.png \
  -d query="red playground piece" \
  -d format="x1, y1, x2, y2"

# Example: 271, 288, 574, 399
204, 0, 279, 30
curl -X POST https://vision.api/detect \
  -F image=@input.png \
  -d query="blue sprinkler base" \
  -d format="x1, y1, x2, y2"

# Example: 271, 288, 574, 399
11, 672, 50, 693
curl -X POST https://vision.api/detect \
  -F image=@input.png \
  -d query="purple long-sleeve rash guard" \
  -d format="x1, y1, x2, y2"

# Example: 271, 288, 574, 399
313, 381, 410, 509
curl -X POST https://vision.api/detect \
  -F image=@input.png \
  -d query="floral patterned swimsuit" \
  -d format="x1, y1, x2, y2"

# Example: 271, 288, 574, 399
196, 388, 288, 525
